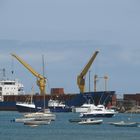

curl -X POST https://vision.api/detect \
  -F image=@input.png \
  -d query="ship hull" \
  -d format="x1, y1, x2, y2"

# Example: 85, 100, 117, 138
0, 101, 16, 111
0, 91, 116, 111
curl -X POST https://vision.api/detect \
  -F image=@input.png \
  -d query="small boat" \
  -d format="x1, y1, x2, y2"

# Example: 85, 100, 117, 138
78, 118, 103, 125
14, 116, 53, 123
16, 87, 42, 113
109, 121, 139, 127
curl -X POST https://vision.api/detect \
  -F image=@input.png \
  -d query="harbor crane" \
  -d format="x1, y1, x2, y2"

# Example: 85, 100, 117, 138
77, 50, 99, 93
11, 54, 46, 95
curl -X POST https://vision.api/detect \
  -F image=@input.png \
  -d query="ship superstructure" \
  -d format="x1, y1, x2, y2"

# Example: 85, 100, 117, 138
0, 79, 24, 101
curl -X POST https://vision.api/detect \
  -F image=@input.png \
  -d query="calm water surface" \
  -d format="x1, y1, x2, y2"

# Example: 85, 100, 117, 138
0, 111, 140, 140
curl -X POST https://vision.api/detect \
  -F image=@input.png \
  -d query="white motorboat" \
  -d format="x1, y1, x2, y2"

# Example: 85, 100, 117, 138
80, 104, 117, 118
78, 118, 103, 125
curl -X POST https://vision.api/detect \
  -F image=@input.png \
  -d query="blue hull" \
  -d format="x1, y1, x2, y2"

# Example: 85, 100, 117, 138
0, 91, 115, 112
0, 101, 16, 111
16, 105, 72, 113
81, 113, 114, 118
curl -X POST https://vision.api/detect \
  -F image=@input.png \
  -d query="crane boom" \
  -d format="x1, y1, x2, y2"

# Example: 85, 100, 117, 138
77, 50, 99, 93
11, 54, 44, 79
11, 54, 46, 95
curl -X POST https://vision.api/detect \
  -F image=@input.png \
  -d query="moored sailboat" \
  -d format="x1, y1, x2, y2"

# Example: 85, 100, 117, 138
16, 86, 42, 112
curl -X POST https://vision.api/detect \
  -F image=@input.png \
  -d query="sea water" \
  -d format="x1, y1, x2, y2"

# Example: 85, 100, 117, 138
0, 111, 140, 140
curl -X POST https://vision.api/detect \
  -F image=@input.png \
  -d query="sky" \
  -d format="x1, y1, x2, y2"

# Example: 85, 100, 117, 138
0, 0, 140, 95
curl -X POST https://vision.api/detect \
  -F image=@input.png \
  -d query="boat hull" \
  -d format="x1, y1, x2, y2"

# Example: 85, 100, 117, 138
78, 119, 103, 125
81, 113, 115, 118
16, 104, 38, 112
110, 121, 139, 127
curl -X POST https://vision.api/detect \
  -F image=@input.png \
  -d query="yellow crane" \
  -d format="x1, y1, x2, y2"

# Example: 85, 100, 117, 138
11, 54, 46, 95
77, 50, 99, 93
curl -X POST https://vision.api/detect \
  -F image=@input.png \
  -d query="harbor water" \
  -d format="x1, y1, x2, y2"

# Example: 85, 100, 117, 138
0, 111, 140, 140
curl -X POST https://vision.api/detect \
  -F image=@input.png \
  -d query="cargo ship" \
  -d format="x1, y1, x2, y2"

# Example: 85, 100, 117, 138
0, 79, 116, 111
0, 51, 117, 111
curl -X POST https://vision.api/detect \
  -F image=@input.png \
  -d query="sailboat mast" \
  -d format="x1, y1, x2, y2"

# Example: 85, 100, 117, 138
31, 86, 34, 104
42, 55, 46, 111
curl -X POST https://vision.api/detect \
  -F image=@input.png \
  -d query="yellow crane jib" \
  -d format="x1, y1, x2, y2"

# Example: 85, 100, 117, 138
77, 50, 99, 93
11, 53, 46, 95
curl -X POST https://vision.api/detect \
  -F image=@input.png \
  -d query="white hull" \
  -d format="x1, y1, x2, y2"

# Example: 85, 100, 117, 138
78, 118, 103, 125
16, 102, 35, 108
109, 121, 139, 127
